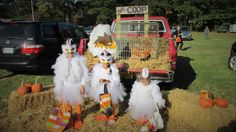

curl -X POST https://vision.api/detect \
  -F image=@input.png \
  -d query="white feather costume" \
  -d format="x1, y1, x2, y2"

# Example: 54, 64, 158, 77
52, 39, 88, 105
88, 63, 126, 105
128, 80, 165, 120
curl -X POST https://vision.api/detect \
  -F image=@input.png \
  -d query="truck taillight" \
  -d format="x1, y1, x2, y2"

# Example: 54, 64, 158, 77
21, 45, 43, 54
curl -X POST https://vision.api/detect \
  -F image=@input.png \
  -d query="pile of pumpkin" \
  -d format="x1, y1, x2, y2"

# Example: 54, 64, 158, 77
16, 77, 43, 96
199, 90, 229, 108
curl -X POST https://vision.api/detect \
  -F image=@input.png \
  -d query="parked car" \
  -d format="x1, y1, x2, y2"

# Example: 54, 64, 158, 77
228, 41, 236, 70
180, 26, 192, 40
84, 26, 95, 36
217, 25, 228, 33
0, 20, 88, 72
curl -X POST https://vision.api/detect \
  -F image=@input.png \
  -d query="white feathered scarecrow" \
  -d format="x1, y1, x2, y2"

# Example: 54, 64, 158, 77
88, 50, 126, 123
128, 68, 165, 131
87, 24, 117, 57
52, 38, 88, 129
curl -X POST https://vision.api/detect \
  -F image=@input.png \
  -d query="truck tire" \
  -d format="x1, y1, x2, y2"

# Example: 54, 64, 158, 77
228, 55, 236, 70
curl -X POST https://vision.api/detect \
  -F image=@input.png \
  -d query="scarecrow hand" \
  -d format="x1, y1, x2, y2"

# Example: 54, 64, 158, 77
80, 85, 85, 95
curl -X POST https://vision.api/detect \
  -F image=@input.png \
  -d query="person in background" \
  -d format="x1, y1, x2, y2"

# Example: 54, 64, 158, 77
204, 26, 209, 39
176, 34, 184, 51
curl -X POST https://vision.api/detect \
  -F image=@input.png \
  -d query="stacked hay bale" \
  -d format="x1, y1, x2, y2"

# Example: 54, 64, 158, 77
166, 88, 236, 132
1, 90, 141, 131
0, 88, 54, 131
2, 87, 235, 131
85, 38, 171, 72
8, 88, 54, 118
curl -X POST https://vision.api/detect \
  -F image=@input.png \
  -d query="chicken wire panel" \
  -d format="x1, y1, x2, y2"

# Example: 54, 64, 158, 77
115, 22, 160, 60
115, 37, 159, 60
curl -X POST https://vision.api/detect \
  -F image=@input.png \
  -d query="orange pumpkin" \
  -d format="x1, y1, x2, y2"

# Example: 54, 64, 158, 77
31, 76, 43, 93
215, 97, 229, 108
199, 98, 215, 108
16, 86, 28, 96
31, 83, 42, 92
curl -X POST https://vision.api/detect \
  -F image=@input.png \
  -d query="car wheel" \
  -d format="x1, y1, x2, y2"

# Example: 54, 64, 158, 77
228, 55, 236, 70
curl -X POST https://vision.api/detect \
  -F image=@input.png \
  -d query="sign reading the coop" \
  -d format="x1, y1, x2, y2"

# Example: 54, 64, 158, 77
116, 5, 148, 15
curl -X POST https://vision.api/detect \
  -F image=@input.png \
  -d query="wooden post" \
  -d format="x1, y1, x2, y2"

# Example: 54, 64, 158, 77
144, 13, 148, 38
116, 14, 121, 39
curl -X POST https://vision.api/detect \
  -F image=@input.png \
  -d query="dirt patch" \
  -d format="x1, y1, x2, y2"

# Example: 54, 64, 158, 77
0, 88, 235, 131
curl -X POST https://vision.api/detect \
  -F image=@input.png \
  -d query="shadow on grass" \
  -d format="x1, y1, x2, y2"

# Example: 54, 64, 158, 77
181, 46, 192, 51
160, 56, 196, 90
172, 56, 196, 89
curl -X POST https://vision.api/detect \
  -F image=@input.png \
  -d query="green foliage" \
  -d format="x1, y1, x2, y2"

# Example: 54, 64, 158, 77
86, 0, 117, 24
0, 0, 235, 30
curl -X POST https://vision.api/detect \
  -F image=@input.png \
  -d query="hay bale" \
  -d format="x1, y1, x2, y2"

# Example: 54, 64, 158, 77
8, 88, 54, 118
63, 98, 140, 132
2, 97, 141, 132
0, 105, 52, 132
166, 88, 236, 132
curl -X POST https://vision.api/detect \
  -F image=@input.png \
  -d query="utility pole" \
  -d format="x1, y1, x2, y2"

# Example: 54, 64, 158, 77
31, 0, 35, 21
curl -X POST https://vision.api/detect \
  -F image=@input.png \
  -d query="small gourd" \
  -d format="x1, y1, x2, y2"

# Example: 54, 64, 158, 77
215, 97, 229, 108
31, 76, 43, 93
199, 90, 215, 108
16, 80, 29, 96
199, 98, 215, 108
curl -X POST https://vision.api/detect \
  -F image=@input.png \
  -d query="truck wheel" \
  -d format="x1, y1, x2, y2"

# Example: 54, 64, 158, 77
228, 55, 236, 70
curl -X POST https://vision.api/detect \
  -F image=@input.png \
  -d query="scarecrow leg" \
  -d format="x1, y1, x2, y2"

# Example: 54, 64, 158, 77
74, 104, 83, 129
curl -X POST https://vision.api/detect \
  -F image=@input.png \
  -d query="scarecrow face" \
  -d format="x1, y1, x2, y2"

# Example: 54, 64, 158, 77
99, 50, 112, 67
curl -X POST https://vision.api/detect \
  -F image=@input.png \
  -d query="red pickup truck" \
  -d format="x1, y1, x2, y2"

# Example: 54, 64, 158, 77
111, 16, 177, 82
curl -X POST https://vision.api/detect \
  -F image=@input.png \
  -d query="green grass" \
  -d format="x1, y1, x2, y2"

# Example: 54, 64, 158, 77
174, 32, 236, 105
0, 31, 236, 109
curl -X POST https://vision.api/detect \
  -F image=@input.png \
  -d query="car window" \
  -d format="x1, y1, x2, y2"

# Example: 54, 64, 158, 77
41, 23, 57, 39
61, 24, 78, 39
181, 26, 189, 31
0, 23, 35, 39
75, 27, 85, 38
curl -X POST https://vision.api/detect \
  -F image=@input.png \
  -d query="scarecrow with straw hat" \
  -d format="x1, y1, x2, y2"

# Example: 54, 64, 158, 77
88, 49, 126, 124
51, 38, 88, 130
